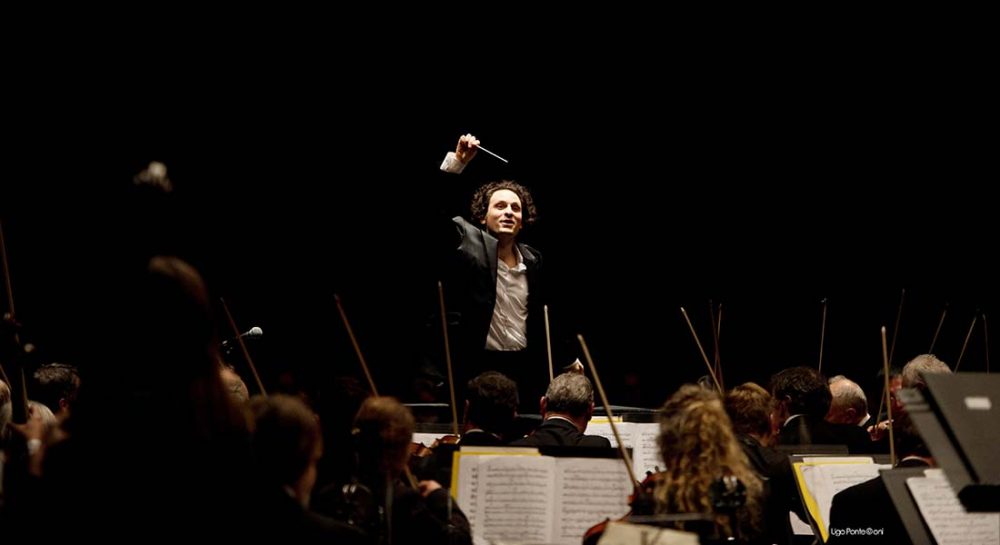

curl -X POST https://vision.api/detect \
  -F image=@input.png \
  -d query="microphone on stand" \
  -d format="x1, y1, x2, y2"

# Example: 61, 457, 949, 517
221, 326, 263, 355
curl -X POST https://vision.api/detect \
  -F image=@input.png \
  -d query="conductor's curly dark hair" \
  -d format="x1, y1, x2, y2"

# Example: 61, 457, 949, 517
470, 180, 538, 227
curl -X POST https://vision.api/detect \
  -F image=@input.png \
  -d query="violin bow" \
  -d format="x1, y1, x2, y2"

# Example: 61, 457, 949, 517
437, 281, 459, 436
680, 307, 722, 394
928, 302, 948, 354
0, 220, 10, 386
219, 298, 267, 397
984, 313, 990, 374
887, 288, 906, 368
578, 334, 638, 486
881, 326, 896, 466
874, 289, 907, 429
709, 300, 724, 392
334, 294, 379, 396
544, 304, 554, 383
818, 298, 828, 373
334, 294, 420, 489
954, 311, 979, 372
0, 220, 30, 422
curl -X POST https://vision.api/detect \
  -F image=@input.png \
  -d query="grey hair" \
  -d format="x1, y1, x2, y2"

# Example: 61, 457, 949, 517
545, 373, 594, 416
829, 377, 867, 420
901, 354, 951, 389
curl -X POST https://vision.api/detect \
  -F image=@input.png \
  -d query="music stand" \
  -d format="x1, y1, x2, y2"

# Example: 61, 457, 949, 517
880, 467, 934, 545
905, 372, 1000, 512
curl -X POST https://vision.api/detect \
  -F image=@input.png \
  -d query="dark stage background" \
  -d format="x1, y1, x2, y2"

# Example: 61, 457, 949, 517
1, 81, 994, 410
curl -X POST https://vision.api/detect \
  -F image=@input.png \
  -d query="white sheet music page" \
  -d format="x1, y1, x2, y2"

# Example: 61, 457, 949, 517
581, 421, 662, 478
906, 469, 1000, 545
795, 461, 888, 541
552, 457, 631, 545
633, 423, 662, 478
584, 421, 633, 450
455, 454, 555, 545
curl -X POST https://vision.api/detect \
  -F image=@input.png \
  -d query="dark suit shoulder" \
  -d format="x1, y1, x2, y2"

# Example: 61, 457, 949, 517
828, 476, 905, 543
511, 418, 610, 448
452, 216, 476, 232
579, 434, 612, 448
451, 216, 477, 245
460, 431, 504, 447
517, 241, 542, 265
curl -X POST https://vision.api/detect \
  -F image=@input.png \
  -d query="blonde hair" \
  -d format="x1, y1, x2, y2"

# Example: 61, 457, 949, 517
656, 385, 763, 538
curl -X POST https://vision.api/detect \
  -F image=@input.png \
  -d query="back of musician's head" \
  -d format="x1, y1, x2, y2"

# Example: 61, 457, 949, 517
827, 376, 868, 425
250, 394, 322, 490
724, 383, 774, 439
79, 255, 245, 449
466, 371, 518, 433
354, 396, 415, 476
470, 180, 538, 227
136, 255, 219, 377
544, 372, 593, 417
901, 354, 951, 390
769, 366, 831, 418
659, 385, 743, 473
32, 362, 82, 415
657, 385, 762, 537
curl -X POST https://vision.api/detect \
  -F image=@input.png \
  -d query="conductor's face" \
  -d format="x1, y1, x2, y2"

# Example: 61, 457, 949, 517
482, 189, 523, 238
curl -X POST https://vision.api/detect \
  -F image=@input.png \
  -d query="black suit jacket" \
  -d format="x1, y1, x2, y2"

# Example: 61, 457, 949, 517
256, 488, 368, 544
827, 459, 930, 544
458, 430, 505, 447
509, 418, 612, 448
738, 434, 801, 545
447, 216, 543, 357
779, 415, 876, 454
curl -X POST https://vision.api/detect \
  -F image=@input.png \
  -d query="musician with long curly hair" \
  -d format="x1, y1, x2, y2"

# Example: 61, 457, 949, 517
655, 385, 764, 541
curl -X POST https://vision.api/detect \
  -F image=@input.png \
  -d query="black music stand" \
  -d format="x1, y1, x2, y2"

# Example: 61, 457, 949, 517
880, 467, 934, 545
904, 372, 1000, 512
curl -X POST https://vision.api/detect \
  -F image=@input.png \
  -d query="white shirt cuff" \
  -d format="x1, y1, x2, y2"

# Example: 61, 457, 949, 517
439, 152, 468, 174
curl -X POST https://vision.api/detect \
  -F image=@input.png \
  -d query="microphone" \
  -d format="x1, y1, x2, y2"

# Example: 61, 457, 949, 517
221, 326, 263, 351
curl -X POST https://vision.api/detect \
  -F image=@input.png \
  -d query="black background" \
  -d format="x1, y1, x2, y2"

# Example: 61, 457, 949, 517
2, 47, 994, 409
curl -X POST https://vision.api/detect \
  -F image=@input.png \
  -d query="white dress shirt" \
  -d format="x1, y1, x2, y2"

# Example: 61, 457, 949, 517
485, 246, 528, 351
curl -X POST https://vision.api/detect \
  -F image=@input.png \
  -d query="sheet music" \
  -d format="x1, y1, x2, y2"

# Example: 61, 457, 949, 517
454, 453, 634, 545
553, 457, 631, 545
584, 421, 633, 450
794, 461, 889, 541
790, 511, 815, 536
582, 422, 662, 478
455, 455, 555, 545
803, 456, 874, 464
822, 464, 888, 537
633, 423, 662, 478
907, 471, 1000, 545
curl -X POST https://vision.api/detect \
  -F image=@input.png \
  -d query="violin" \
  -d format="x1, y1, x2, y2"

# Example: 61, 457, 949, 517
408, 433, 461, 482
410, 433, 461, 466
409, 433, 461, 458
584, 473, 749, 544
